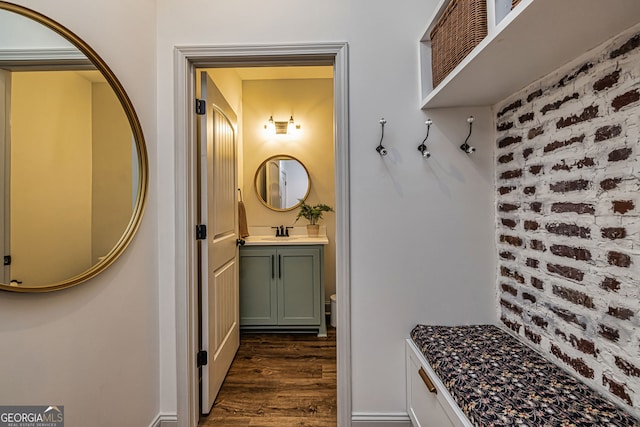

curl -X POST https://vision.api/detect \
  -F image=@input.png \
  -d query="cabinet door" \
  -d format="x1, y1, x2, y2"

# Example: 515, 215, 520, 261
239, 247, 277, 325
406, 341, 458, 427
277, 246, 321, 326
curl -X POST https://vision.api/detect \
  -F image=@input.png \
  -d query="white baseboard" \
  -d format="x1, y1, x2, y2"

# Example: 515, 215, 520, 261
149, 413, 178, 427
150, 411, 411, 427
352, 412, 412, 427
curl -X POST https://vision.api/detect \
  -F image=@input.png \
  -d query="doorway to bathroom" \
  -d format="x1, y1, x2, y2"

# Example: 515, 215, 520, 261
173, 43, 350, 427
197, 64, 335, 423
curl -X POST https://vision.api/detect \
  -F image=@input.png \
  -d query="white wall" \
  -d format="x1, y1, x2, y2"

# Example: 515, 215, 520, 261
0, 1, 159, 426
157, 0, 497, 420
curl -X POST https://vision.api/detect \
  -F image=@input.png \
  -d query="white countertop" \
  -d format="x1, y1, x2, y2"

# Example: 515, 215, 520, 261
243, 226, 329, 246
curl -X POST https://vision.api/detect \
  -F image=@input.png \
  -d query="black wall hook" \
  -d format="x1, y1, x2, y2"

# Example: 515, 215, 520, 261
376, 118, 388, 156
418, 118, 432, 158
460, 116, 476, 154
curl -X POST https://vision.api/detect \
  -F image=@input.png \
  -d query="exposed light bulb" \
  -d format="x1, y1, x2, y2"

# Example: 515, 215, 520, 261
264, 116, 276, 136
287, 116, 295, 135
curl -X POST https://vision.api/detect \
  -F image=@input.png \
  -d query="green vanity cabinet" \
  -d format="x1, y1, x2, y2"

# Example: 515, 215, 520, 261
239, 245, 326, 337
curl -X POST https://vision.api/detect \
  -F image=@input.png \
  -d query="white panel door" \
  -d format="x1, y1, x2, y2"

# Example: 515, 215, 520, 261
0, 70, 10, 284
199, 73, 239, 414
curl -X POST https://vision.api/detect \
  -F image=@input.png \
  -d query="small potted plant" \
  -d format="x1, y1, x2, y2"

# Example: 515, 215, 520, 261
295, 200, 334, 236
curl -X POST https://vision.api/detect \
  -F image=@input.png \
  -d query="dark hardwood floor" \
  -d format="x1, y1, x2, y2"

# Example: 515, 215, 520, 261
199, 327, 336, 426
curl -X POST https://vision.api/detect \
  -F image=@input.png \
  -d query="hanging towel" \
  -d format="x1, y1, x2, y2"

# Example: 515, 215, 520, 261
238, 200, 249, 238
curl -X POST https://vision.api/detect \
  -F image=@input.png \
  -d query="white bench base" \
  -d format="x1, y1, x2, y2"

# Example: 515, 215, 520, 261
405, 339, 472, 427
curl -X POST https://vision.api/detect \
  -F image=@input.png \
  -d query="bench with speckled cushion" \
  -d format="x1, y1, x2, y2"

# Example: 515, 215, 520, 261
410, 324, 639, 427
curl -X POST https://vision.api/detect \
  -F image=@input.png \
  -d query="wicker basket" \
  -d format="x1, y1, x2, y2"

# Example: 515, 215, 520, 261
430, 0, 487, 87
512, 0, 521, 8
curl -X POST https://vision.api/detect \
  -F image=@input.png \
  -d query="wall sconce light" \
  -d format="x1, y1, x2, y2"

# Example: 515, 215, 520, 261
264, 115, 300, 136
376, 118, 388, 156
417, 118, 432, 158
460, 116, 476, 154
265, 116, 276, 134
287, 116, 297, 135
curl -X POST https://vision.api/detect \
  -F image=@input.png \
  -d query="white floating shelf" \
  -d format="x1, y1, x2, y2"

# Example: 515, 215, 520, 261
420, 0, 640, 109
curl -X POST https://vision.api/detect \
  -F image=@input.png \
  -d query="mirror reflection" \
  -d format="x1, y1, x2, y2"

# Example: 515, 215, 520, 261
255, 155, 310, 211
0, 5, 146, 291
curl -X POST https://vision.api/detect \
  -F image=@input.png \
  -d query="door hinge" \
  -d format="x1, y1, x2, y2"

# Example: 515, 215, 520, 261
195, 99, 206, 115
196, 224, 207, 240
3, 256, 10, 266
197, 350, 208, 367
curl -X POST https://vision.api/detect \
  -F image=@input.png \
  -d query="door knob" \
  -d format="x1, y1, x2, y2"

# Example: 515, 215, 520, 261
236, 238, 246, 246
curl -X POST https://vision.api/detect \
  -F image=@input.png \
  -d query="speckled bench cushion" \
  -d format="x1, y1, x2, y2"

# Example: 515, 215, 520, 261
410, 324, 639, 427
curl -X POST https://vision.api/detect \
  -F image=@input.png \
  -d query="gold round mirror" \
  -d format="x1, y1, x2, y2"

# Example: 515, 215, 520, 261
255, 155, 310, 211
0, 2, 148, 292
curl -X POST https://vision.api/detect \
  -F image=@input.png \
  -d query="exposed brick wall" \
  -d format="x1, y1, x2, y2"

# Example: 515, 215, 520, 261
495, 24, 640, 418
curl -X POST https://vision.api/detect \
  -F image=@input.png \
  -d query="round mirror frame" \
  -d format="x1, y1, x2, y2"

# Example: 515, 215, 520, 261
0, 2, 149, 293
254, 154, 310, 212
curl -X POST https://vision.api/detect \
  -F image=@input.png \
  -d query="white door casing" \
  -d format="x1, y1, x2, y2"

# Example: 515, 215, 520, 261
173, 43, 350, 427
199, 72, 240, 414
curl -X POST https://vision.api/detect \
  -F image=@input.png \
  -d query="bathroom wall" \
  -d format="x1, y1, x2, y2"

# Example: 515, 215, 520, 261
0, 1, 159, 426
242, 78, 336, 301
496, 23, 640, 417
